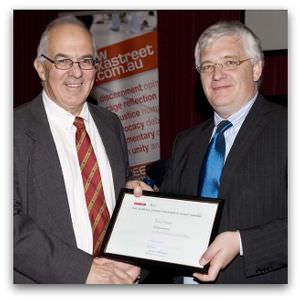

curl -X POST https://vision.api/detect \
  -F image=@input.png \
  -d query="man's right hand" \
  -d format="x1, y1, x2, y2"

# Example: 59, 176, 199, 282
86, 257, 141, 284
126, 180, 153, 197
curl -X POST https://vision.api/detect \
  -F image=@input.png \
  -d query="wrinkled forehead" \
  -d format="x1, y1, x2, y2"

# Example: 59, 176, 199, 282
47, 24, 94, 56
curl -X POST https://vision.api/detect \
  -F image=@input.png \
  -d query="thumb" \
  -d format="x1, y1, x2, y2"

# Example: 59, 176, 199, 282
133, 185, 143, 197
199, 245, 219, 266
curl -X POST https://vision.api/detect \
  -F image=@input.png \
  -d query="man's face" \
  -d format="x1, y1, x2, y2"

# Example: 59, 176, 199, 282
199, 35, 262, 118
34, 24, 96, 115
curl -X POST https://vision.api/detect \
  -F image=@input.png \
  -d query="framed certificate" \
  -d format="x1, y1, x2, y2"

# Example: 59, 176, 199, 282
99, 188, 223, 275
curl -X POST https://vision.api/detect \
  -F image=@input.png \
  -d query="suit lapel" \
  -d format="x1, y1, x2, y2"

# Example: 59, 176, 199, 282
26, 96, 77, 246
220, 95, 270, 196
182, 120, 214, 195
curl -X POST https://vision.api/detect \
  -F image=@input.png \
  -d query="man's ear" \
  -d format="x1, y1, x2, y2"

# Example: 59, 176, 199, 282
34, 59, 47, 81
253, 60, 263, 82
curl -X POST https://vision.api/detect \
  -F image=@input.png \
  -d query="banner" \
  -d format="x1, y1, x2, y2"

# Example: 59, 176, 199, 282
90, 11, 160, 179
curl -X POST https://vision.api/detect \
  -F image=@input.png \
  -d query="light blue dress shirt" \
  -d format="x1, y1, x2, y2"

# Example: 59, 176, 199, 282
214, 93, 258, 161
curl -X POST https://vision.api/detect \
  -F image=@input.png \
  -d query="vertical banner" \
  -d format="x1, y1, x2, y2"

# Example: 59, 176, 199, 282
90, 11, 160, 179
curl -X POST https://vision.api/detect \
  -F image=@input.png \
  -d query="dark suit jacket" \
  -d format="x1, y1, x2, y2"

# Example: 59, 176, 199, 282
14, 94, 131, 283
157, 95, 287, 283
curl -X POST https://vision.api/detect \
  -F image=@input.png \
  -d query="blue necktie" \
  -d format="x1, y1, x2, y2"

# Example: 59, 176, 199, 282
198, 120, 233, 198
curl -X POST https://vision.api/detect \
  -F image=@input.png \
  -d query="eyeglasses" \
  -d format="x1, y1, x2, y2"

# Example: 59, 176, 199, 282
41, 54, 97, 70
196, 57, 252, 74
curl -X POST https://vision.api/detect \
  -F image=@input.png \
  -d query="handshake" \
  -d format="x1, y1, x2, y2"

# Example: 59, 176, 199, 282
86, 180, 153, 284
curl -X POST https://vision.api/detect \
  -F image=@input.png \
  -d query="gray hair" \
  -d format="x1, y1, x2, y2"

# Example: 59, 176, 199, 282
194, 20, 264, 68
36, 15, 97, 61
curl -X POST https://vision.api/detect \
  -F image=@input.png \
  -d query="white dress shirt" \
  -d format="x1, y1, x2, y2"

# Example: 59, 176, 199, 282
43, 91, 116, 255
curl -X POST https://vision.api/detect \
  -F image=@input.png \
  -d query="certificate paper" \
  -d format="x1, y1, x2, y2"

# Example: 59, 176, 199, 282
100, 189, 222, 273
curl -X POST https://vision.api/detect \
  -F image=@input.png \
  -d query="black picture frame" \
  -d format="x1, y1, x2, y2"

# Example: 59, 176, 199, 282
99, 188, 223, 276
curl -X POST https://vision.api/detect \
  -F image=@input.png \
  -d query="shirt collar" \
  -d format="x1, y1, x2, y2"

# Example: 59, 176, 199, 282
214, 92, 258, 128
42, 90, 90, 130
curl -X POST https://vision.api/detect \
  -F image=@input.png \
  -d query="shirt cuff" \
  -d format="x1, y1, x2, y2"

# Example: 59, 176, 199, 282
237, 230, 244, 256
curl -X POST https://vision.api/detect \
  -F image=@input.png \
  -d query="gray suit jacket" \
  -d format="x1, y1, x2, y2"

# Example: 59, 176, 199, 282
157, 95, 287, 283
14, 94, 130, 283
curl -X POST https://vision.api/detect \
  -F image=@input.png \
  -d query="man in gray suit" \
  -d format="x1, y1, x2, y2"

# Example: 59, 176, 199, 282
158, 21, 287, 283
14, 15, 149, 284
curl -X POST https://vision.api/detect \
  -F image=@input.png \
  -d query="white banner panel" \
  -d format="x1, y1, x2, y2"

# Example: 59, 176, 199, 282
90, 11, 160, 178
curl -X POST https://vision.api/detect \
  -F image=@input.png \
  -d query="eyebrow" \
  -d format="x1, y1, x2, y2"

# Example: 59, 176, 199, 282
201, 55, 239, 64
223, 55, 239, 59
54, 53, 94, 60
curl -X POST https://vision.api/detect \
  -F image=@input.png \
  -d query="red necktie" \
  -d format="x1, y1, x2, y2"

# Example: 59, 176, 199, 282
73, 117, 110, 257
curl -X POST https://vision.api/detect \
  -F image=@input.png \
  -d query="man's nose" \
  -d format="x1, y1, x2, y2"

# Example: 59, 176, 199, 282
68, 62, 83, 77
212, 64, 225, 80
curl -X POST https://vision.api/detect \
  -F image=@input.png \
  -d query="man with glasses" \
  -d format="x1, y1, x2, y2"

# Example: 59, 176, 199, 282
14, 15, 149, 284
156, 21, 287, 283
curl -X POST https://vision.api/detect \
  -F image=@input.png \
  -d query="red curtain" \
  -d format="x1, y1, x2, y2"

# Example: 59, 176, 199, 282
13, 10, 59, 107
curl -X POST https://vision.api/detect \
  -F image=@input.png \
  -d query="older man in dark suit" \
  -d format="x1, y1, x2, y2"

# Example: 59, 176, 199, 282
159, 21, 287, 284
14, 15, 149, 284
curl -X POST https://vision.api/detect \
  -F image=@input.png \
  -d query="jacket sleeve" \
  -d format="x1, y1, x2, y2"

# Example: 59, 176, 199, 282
14, 125, 93, 283
240, 219, 287, 278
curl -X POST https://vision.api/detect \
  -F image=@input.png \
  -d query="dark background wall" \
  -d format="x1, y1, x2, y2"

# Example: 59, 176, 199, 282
13, 10, 287, 159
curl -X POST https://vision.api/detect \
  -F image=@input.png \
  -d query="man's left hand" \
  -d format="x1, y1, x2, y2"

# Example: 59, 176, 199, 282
193, 231, 240, 282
